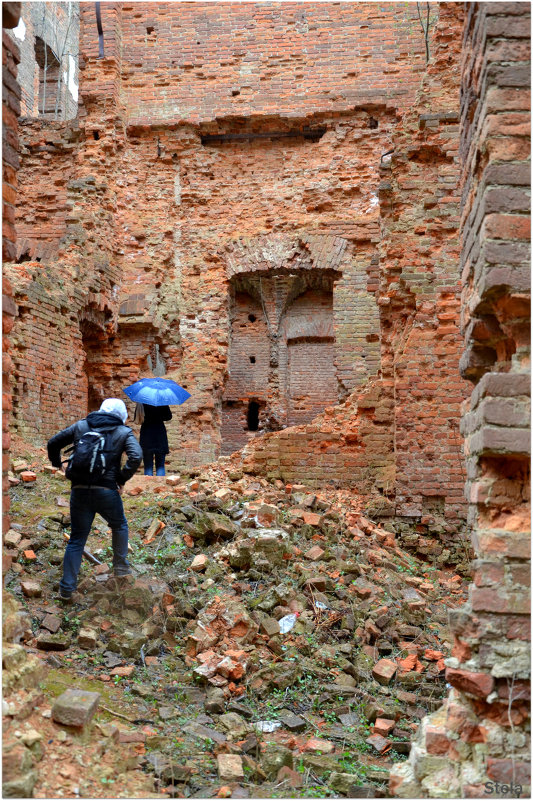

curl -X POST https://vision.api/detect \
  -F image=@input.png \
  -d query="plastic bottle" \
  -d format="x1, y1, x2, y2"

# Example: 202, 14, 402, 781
278, 612, 299, 633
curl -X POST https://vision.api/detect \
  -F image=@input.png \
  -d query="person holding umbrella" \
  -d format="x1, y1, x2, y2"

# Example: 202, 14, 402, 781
134, 402, 172, 476
124, 376, 191, 477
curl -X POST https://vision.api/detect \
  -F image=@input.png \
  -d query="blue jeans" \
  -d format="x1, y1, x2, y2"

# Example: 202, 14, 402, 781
143, 450, 166, 476
60, 487, 130, 594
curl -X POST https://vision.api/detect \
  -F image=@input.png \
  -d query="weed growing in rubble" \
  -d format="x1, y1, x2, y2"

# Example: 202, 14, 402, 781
389, 749, 408, 763
337, 752, 363, 775
301, 786, 333, 798
62, 613, 80, 634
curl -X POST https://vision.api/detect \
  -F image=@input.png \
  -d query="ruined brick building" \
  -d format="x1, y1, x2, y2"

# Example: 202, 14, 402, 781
2, 1, 530, 797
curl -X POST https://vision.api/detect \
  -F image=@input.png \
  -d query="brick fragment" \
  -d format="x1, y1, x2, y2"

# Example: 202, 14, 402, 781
446, 668, 494, 698
372, 659, 397, 686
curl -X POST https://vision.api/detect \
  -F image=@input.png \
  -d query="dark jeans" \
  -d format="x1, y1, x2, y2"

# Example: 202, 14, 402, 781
60, 487, 130, 594
143, 449, 166, 476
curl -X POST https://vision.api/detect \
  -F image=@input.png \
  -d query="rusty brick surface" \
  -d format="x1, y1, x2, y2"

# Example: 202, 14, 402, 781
391, 2, 531, 796
2, 27, 20, 534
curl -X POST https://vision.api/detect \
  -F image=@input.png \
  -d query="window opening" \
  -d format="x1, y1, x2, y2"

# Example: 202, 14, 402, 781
34, 37, 61, 118
249, 356, 256, 364
247, 401, 259, 431
248, 314, 256, 323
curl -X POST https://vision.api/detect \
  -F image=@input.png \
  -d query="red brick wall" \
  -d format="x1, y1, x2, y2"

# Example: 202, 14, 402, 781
391, 3, 531, 796
377, 2, 469, 544
9, 2, 431, 465
8, 3, 467, 546
285, 289, 337, 426
232, 5, 470, 548
2, 22, 20, 536
97, 2, 431, 126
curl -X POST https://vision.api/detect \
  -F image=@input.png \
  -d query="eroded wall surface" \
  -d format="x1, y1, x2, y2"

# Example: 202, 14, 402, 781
6, 3, 471, 548
234, 4, 470, 552
2, 3, 21, 537
391, 3, 531, 796
10, 0, 79, 121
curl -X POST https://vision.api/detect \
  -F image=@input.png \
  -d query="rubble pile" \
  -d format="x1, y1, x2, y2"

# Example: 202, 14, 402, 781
3, 449, 468, 798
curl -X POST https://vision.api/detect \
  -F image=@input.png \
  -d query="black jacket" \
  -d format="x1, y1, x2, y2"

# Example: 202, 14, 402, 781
47, 411, 143, 489
139, 405, 172, 454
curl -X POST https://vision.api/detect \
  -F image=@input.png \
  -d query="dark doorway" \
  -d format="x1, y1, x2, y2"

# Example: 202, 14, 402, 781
247, 401, 260, 431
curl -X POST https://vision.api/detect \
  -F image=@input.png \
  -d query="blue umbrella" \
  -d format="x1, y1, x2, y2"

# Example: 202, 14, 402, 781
123, 377, 191, 407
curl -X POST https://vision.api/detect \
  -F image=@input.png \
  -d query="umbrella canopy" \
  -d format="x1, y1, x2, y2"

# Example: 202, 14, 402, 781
123, 377, 191, 407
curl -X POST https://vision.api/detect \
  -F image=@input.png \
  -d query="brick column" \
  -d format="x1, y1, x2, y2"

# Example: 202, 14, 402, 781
391, 3, 530, 797
2, 5, 21, 540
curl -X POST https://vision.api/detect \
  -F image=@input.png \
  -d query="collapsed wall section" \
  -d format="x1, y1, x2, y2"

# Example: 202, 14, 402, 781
391, 3, 531, 797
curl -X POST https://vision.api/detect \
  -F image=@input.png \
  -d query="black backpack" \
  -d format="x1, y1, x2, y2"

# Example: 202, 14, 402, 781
64, 422, 108, 484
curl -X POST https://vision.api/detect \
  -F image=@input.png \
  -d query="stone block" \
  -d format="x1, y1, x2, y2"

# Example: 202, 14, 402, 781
217, 754, 244, 782
374, 717, 396, 736
259, 616, 280, 637
36, 632, 70, 651
20, 580, 41, 598
77, 628, 98, 649
41, 614, 61, 634
279, 711, 306, 731
52, 689, 101, 727
19, 471, 36, 483
190, 554, 208, 572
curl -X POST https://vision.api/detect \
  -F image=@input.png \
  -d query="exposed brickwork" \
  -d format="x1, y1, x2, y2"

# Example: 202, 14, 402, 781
376, 2, 469, 546
391, 3, 530, 797
3, 7, 530, 791
2, 10, 21, 536
7, 2, 79, 121
232, 5, 470, 549
5, 3, 470, 546
87, 2, 431, 126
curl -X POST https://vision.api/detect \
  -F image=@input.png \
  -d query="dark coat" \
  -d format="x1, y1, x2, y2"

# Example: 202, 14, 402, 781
139, 404, 172, 454
47, 411, 143, 489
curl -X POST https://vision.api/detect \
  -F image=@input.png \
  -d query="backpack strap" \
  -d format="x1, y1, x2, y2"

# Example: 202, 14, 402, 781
62, 419, 91, 459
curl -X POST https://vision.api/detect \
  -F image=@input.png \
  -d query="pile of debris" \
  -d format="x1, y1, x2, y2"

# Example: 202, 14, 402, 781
3, 451, 468, 798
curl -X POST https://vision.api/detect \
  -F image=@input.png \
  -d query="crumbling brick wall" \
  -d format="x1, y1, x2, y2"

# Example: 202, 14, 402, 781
376, 2, 469, 551
7, 3, 468, 547
2, 3, 21, 537
8, 1, 79, 120
233, 4, 470, 549
8, 3, 431, 458
391, 3, 530, 797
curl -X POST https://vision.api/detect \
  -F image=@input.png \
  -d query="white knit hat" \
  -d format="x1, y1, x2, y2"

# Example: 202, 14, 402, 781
99, 398, 128, 423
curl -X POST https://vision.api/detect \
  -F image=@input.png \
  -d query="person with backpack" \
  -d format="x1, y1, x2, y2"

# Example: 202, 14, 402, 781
47, 398, 143, 601
133, 402, 172, 476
